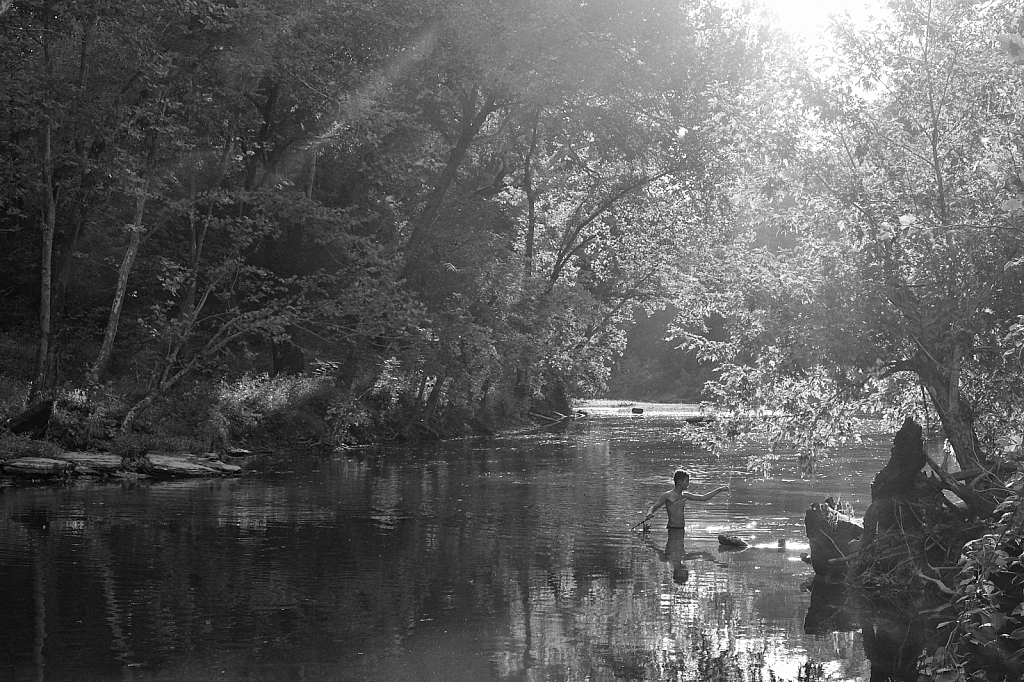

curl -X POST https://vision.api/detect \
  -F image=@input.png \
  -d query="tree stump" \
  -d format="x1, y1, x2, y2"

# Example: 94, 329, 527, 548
2, 399, 54, 438
804, 497, 863, 578
861, 417, 926, 549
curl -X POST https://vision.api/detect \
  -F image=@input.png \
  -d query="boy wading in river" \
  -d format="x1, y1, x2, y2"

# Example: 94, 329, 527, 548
643, 469, 730, 529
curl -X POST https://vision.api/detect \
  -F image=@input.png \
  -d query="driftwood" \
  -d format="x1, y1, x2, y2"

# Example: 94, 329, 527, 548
923, 453, 997, 517
529, 411, 570, 423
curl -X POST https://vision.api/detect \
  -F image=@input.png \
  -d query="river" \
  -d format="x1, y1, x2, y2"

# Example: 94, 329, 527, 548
1, 403, 905, 681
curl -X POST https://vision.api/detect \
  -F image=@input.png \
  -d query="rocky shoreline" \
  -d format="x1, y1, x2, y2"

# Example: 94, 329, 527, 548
0, 450, 247, 483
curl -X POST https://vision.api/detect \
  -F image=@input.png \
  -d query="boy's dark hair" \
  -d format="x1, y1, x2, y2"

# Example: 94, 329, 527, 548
673, 469, 690, 485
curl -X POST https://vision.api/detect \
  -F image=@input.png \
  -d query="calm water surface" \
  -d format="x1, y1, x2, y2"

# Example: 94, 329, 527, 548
1, 404, 896, 681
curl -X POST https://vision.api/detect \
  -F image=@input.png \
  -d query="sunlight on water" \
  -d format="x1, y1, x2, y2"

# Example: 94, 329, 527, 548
0, 407, 894, 681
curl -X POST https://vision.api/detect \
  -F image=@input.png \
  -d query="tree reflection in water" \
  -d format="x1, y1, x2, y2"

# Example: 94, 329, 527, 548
1, 419, 892, 682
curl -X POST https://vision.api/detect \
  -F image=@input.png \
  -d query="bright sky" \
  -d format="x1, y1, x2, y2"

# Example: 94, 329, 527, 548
761, 0, 887, 43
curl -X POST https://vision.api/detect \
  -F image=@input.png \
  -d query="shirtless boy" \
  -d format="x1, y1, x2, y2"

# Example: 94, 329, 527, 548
643, 469, 729, 529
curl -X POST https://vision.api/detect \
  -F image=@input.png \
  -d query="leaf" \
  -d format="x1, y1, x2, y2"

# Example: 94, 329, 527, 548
996, 34, 1024, 65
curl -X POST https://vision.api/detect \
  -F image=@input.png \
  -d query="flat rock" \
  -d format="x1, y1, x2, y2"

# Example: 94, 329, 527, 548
2, 457, 75, 478
201, 458, 242, 475
54, 451, 123, 474
143, 453, 218, 477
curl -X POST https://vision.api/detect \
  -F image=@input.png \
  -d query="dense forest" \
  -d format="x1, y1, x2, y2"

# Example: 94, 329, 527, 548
4, 0, 1024, 675
0, 0, 770, 450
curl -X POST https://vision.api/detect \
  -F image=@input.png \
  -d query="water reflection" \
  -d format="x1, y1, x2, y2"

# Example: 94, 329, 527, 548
640, 528, 719, 584
0, 411, 895, 681
804, 577, 930, 682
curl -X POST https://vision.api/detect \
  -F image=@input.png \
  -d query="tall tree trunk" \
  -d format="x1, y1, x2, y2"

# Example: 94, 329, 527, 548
477, 377, 492, 421
30, 12, 97, 401
29, 122, 57, 404
914, 349, 984, 471
423, 375, 447, 423
522, 109, 540, 278
88, 178, 149, 385
403, 86, 496, 264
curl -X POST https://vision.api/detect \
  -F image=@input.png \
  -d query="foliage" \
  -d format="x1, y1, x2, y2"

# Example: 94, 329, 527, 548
680, 0, 1024, 472
922, 485, 1024, 681
0, 431, 64, 459
672, 1, 1024, 678
0, 374, 30, 424
215, 372, 336, 446
0, 0, 765, 434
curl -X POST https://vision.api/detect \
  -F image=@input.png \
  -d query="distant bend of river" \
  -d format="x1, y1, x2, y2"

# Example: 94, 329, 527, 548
1, 401, 911, 682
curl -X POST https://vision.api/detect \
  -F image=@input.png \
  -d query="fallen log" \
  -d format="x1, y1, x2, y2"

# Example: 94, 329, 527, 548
924, 454, 996, 518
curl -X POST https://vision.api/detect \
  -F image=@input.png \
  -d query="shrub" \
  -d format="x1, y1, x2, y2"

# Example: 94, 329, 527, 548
0, 329, 37, 383
216, 373, 338, 448
0, 431, 64, 459
0, 375, 30, 423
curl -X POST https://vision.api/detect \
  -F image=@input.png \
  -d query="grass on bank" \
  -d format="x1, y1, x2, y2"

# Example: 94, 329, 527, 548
0, 368, 419, 454
0, 365, 480, 456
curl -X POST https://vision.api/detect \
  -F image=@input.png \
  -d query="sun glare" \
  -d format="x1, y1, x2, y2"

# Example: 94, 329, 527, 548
762, 0, 886, 43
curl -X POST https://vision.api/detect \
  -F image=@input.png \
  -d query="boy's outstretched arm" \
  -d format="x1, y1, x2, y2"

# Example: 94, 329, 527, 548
683, 485, 730, 502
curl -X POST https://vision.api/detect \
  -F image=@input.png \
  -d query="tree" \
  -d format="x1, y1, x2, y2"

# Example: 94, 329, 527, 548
681, 0, 1024, 473
384, 0, 772, 422
0, 1, 111, 402
0, 0, 778, 439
